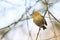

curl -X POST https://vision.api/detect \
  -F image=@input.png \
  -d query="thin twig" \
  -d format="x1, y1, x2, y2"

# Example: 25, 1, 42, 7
36, 28, 40, 40
44, 35, 60, 40
48, 11, 57, 40
48, 10, 60, 23
0, 22, 17, 39
0, 0, 40, 31
0, 0, 41, 39
25, 0, 33, 40
1, 29, 10, 39
44, 0, 48, 17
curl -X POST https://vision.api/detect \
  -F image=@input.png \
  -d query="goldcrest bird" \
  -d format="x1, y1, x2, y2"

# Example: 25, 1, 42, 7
31, 10, 47, 30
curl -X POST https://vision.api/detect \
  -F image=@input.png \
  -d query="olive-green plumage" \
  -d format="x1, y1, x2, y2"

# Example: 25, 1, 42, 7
32, 10, 47, 30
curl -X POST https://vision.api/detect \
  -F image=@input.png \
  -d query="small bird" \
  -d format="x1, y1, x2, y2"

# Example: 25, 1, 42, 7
31, 10, 47, 30
31, 10, 47, 40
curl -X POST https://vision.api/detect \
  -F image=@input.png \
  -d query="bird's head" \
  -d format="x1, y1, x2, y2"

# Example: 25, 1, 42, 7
31, 10, 41, 18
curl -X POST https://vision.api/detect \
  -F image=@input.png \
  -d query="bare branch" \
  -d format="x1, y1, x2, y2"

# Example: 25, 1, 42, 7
48, 10, 60, 23
48, 11, 57, 40
36, 28, 40, 40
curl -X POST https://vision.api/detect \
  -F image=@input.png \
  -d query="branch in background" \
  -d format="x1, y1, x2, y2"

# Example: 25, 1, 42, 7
0, 15, 32, 39
25, 0, 32, 39
42, 0, 53, 17
0, 0, 40, 30
44, 8, 48, 17
45, 35, 60, 40
1, 29, 10, 39
48, 11, 57, 40
48, 10, 60, 23
0, 27, 10, 35
43, 0, 48, 17
0, 26, 10, 39
0, 19, 21, 39
0, 0, 41, 39
36, 0, 42, 2
36, 28, 40, 40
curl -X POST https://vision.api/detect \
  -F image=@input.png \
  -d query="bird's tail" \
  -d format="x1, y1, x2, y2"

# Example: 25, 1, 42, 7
42, 26, 46, 30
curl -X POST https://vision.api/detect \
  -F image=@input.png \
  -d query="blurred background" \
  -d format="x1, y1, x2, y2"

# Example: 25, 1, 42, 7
0, 0, 60, 40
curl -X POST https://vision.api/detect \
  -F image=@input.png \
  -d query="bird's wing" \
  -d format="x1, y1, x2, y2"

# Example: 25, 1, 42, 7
44, 19, 47, 25
42, 16, 47, 26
